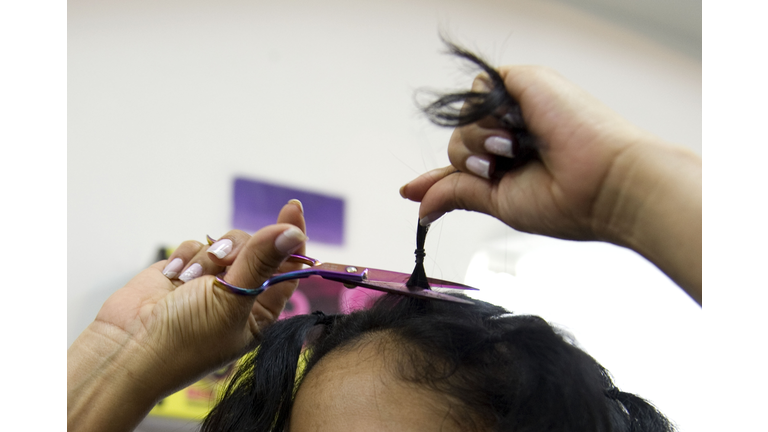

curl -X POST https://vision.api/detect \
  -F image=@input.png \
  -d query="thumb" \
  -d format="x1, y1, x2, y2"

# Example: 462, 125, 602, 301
210, 223, 307, 319
402, 166, 498, 224
224, 223, 307, 290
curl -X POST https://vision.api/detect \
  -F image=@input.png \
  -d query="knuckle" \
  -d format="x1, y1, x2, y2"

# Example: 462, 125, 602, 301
178, 240, 203, 253
450, 174, 472, 211
244, 248, 284, 285
224, 229, 250, 240
528, 65, 558, 80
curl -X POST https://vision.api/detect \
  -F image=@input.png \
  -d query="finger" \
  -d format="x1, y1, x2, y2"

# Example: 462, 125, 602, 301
176, 241, 230, 284
161, 240, 205, 280
400, 165, 497, 225
465, 73, 514, 133
447, 126, 495, 180
223, 223, 308, 294
251, 200, 308, 323
202, 222, 307, 338
449, 74, 520, 177
206, 199, 305, 267
273, 200, 307, 274
206, 229, 254, 267
276, 199, 306, 255
455, 122, 516, 161
418, 159, 553, 228
399, 166, 457, 203
415, 170, 497, 225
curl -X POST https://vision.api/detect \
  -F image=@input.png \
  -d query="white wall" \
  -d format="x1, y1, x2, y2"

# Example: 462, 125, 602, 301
69, 0, 701, 430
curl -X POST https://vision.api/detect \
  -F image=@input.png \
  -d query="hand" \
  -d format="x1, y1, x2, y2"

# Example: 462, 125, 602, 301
68, 201, 308, 431
402, 65, 655, 241
401, 66, 701, 303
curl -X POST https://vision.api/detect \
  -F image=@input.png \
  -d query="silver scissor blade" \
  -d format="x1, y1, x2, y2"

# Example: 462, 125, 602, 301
425, 277, 479, 290
336, 279, 475, 304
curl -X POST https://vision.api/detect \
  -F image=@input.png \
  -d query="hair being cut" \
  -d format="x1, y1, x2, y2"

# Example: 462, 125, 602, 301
202, 294, 675, 431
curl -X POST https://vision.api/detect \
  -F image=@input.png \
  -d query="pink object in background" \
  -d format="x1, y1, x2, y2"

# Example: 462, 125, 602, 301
279, 289, 311, 319
339, 287, 386, 314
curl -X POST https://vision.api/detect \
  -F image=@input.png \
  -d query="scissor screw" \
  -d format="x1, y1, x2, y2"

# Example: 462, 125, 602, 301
345, 266, 358, 273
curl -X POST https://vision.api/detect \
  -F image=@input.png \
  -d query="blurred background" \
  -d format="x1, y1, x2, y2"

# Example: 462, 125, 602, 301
68, 0, 701, 430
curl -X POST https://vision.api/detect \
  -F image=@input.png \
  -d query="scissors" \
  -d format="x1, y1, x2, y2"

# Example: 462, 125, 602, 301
209, 236, 477, 304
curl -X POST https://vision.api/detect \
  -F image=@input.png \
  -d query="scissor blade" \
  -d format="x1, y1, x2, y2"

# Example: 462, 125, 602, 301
341, 279, 475, 304
363, 268, 478, 291
425, 277, 478, 290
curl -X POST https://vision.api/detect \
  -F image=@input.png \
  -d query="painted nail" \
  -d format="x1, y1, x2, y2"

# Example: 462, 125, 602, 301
484, 136, 514, 158
206, 235, 217, 246
275, 226, 308, 254
208, 238, 233, 259
466, 156, 491, 179
179, 263, 203, 283
162, 258, 184, 279
420, 212, 445, 226
288, 199, 304, 214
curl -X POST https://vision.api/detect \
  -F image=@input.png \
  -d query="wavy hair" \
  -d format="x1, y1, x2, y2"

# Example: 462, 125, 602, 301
202, 294, 675, 431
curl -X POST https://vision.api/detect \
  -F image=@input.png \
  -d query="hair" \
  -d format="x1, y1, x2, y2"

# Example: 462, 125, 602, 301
416, 37, 540, 172
201, 294, 675, 432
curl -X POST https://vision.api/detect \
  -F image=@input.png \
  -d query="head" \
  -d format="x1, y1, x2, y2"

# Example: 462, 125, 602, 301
202, 294, 675, 431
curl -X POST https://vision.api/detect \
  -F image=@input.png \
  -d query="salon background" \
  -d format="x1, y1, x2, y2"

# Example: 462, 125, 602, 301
68, 0, 701, 430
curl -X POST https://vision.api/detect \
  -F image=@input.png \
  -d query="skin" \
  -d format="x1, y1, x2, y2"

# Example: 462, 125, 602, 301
289, 336, 466, 432
401, 66, 702, 305
67, 202, 307, 432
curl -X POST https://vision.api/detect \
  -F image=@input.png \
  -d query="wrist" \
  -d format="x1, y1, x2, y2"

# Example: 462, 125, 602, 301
595, 138, 702, 303
68, 322, 163, 431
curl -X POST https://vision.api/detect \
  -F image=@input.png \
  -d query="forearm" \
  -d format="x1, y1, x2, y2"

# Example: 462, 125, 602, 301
68, 323, 161, 432
599, 139, 702, 304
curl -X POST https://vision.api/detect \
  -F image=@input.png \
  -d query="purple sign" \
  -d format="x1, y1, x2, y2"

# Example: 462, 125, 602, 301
232, 177, 345, 245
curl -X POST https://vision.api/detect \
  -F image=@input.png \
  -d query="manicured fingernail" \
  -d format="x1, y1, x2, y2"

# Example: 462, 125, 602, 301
206, 235, 217, 245
466, 156, 491, 179
420, 212, 445, 226
162, 258, 184, 279
179, 263, 203, 283
484, 136, 514, 158
399, 184, 408, 198
275, 226, 307, 254
208, 239, 233, 259
288, 199, 304, 214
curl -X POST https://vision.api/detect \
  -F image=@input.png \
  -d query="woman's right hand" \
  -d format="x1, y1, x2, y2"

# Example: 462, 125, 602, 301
68, 201, 309, 432
401, 66, 701, 304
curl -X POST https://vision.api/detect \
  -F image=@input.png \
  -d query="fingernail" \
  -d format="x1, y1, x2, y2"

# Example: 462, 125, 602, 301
420, 212, 445, 226
466, 156, 491, 179
206, 235, 217, 245
162, 258, 184, 279
288, 199, 304, 214
208, 239, 233, 259
399, 184, 408, 198
484, 136, 514, 158
179, 263, 203, 283
275, 226, 307, 254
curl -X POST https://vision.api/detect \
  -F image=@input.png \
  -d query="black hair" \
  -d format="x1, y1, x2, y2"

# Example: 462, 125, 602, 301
201, 294, 675, 431
417, 37, 540, 172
